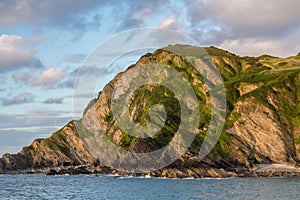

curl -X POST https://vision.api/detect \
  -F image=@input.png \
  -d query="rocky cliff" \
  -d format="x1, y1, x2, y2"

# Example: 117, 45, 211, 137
0, 121, 96, 174
1, 45, 300, 177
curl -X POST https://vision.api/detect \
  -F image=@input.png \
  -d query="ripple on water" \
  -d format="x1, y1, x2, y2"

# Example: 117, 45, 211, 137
0, 174, 299, 200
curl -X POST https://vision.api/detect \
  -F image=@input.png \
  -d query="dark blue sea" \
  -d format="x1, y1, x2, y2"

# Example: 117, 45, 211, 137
0, 174, 299, 199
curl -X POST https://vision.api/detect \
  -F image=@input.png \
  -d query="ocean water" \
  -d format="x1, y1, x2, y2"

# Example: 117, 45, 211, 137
0, 174, 299, 200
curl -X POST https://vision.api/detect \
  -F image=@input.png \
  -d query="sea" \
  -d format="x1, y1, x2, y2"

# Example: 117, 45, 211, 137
0, 174, 299, 200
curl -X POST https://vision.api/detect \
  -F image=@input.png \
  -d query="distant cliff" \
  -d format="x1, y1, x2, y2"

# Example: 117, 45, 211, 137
1, 45, 300, 178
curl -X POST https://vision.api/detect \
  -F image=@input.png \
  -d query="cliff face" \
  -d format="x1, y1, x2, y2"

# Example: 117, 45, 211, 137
0, 121, 95, 173
1, 45, 300, 177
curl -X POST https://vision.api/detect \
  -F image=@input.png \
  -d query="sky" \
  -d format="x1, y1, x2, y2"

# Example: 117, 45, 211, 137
0, 0, 300, 156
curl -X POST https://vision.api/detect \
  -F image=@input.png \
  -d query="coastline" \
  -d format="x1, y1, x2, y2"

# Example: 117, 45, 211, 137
2, 163, 300, 179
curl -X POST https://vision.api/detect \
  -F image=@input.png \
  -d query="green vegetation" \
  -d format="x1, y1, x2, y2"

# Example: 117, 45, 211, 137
104, 110, 113, 123
81, 46, 300, 160
128, 84, 181, 148
11, 45, 300, 169
119, 133, 135, 148
295, 136, 300, 145
226, 111, 241, 128
44, 139, 70, 157
51, 129, 68, 143
75, 120, 93, 139
109, 47, 299, 158
35, 123, 73, 156
22, 145, 34, 153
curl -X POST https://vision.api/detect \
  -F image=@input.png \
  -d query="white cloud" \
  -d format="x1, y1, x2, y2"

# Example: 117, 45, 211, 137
160, 16, 176, 28
131, 8, 152, 21
0, 77, 6, 85
42, 97, 64, 104
1, 92, 34, 106
220, 39, 278, 56
160, 15, 188, 33
60, 53, 86, 63
0, 34, 42, 72
12, 70, 36, 83
31, 68, 67, 89
1, 1, 299, 57
188, 0, 300, 35
12, 68, 74, 89
184, 0, 300, 56
0, 0, 104, 28
0, 110, 74, 156
219, 27, 300, 57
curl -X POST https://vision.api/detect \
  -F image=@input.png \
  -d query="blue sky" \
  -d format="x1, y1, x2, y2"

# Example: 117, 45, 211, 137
0, 0, 300, 156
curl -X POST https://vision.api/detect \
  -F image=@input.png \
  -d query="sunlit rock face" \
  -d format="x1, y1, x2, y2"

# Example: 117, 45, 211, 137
1, 45, 300, 178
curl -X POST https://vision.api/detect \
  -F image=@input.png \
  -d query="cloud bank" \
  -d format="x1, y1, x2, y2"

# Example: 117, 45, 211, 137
0, 34, 42, 72
1, 92, 34, 106
31, 68, 67, 89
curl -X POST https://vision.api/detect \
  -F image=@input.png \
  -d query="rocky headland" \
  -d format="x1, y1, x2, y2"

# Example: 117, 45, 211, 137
1, 45, 300, 178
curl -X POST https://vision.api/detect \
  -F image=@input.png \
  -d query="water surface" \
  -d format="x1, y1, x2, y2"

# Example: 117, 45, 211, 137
0, 174, 299, 199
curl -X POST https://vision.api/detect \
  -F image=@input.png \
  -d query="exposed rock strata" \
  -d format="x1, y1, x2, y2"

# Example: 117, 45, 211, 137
1, 45, 300, 178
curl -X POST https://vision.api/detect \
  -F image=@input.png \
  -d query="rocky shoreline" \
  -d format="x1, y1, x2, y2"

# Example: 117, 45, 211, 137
2, 163, 300, 179
1, 46, 300, 180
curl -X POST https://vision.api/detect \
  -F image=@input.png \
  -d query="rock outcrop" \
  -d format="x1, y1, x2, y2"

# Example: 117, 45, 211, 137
1, 45, 300, 178
0, 121, 96, 173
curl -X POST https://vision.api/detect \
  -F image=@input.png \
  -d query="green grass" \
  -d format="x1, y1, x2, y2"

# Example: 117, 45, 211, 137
226, 111, 241, 128
104, 110, 113, 122
75, 121, 93, 139
84, 45, 300, 158
119, 133, 135, 148
51, 130, 68, 143
128, 84, 181, 148
295, 136, 300, 145
22, 145, 34, 152
44, 139, 70, 157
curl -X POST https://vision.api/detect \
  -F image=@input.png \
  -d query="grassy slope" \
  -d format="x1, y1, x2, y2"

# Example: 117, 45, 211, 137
88, 46, 300, 162
205, 47, 300, 158
18, 46, 300, 165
